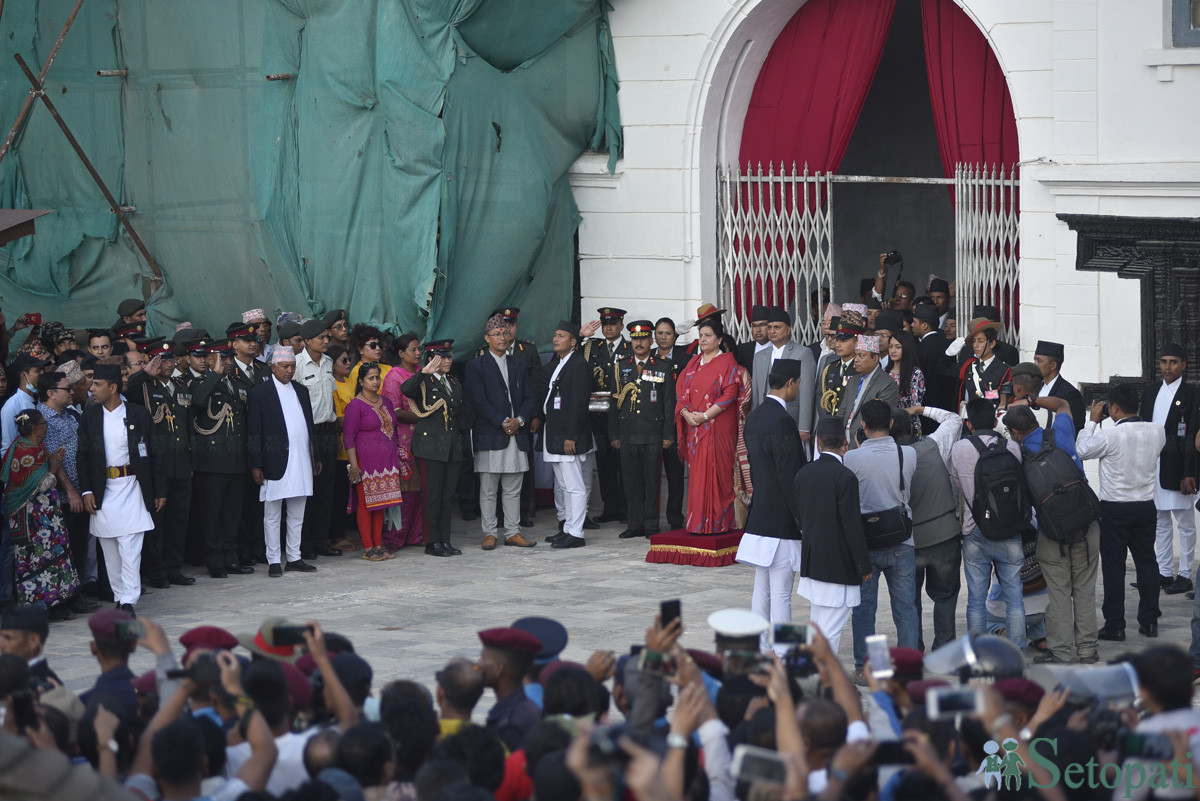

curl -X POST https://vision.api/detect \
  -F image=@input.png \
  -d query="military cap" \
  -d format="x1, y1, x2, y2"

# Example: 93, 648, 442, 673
478, 627, 542, 654
225, 323, 259, 342
88, 607, 136, 642
905, 678, 950, 706
707, 608, 768, 638
493, 307, 521, 322
993, 677, 1045, 709
206, 341, 235, 357
512, 616, 568, 665
117, 298, 145, 317
180, 625, 239, 660
890, 647, 925, 680
236, 616, 304, 663
425, 339, 454, 355
299, 318, 328, 340
277, 321, 302, 341
144, 341, 175, 359
186, 338, 212, 356
112, 322, 145, 339
626, 320, 654, 338
1010, 362, 1042, 379
323, 309, 347, 327
130, 336, 165, 352
597, 307, 627, 323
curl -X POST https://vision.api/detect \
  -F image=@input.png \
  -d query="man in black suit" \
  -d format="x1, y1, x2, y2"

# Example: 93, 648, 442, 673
912, 305, 958, 415
228, 322, 271, 566
733, 304, 771, 373
735, 360, 806, 654
0, 606, 59, 684
1032, 340, 1085, 433
654, 317, 689, 531
465, 314, 537, 551
77, 363, 165, 614
1139, 342, 1198, 595
542, 321, 595, 549
790, 417, 872, 656
609, 321, 676, 540
247, 349, 319, 577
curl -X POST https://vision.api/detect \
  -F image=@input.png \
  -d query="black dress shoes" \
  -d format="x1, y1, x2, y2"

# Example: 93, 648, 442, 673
225, 564, 254, 575
268, 564, 283, 577
168, 573, 196, 586
285, 559, 317, 572
425, 543, 451, 557
68, 596, 100, 613
444, 543, 462, 556
545, 531, 568, 544
117, 603, 136, 617
1165, 576, 1194, 595
300, 550, 319, 560
208, 567, 228, 579
1138, 623, 1159, 638
316, 545, 343, 557
1097, 627, 1126, 641
551, 535, 587, 549
582, 516, 601, 530
618, 529, 645, 539
148, 578, 171, 589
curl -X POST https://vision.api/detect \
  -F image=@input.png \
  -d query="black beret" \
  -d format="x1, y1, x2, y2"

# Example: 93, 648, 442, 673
299, 318, 328, 340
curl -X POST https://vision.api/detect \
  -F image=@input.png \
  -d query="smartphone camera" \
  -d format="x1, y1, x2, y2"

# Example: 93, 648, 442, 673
731, 744, 788, 785
865, 635, 893, 680
637, 648, 678, 678
773, 623, 812, 646
722, 649, 770, 678
114, 620, 145, 641
927, 686, 984, 721
271, 624, 313, 647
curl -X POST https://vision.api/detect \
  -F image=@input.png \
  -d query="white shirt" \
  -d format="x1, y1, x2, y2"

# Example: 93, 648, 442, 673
235, 357, 257, 383
605, 337, 625, 361
735, 395, 798, 566
294, 349, 335, 424
755, 341, 771, 355
1151, 377, 1189, 508
1075, 418, 1165, 503
226, 729, 318, 797
89, 402, 154, 538
1038, 375, 1058, 398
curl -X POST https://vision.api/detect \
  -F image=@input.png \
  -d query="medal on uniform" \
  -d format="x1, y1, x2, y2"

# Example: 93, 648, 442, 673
553, 396, 561, 410
650, 389, 657, 403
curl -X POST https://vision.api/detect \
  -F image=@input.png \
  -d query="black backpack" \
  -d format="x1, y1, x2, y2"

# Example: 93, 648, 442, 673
970, 430, 1031, 540
1020, 414, 1099, 546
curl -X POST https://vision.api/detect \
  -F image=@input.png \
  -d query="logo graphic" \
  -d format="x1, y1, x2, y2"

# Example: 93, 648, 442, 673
978, 739, 1024, 790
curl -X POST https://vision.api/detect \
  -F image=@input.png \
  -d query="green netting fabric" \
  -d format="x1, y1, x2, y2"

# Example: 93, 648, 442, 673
0, 0, 621, 355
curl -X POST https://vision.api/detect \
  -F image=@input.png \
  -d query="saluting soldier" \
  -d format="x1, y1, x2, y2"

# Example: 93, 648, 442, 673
402, 340, 473, 558
585, 307, 631, 524
609, 321, 676, 540
475, 307, 542, 526
191, 341, 254, 578
816, 309, 864, 422
126, 341, 196, 589
226, 322, 270, 566
174, 333, 209, 566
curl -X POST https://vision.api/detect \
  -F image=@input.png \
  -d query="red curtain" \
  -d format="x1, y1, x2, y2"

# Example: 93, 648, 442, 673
738, 0, 898, 172
920, 0, 1019, 176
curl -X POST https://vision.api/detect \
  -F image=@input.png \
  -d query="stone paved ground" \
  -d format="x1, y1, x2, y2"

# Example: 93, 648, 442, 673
42, 505, 1197, 717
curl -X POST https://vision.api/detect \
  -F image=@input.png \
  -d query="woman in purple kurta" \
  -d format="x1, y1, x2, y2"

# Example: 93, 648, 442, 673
380, 334, 426, 550
345, 363, 405, 561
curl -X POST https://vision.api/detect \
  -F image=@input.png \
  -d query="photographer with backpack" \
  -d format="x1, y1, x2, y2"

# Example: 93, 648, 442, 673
950, 398, 1030, 648
1003, 397, 1100, 664
1076, 383, 1166, 641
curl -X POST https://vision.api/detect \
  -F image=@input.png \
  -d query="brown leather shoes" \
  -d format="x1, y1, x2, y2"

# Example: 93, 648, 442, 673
481, 535, 498, 551
504, 533, 537, 548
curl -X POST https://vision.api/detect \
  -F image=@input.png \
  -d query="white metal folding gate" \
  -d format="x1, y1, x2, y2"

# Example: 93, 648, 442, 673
716, 163, 1020, 343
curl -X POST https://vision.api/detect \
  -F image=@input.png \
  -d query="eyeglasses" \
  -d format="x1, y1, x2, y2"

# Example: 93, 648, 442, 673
364, 341, 380, 349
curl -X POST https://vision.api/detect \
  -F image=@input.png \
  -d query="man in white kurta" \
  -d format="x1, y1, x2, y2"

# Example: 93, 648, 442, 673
1148, 350, 1198, 591
86, 369, 156, 610
543, 329, 594, 544
259, 352, 314, 571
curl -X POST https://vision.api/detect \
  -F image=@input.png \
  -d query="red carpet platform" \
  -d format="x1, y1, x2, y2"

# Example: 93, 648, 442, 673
646, 530, 744, 567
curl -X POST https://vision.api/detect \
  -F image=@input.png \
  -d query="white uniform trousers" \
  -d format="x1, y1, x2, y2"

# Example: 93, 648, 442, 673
99, 532, 144, 606
264, 497, 307, 565
1156, 508, 1198, 579
751, 546, 796, 657
807, 604, 853, 658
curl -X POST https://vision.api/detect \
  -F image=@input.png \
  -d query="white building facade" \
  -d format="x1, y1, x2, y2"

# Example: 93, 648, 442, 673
573, 0, 1200, 388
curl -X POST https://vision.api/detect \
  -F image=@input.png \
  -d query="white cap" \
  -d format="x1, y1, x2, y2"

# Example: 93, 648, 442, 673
707, 608, 769, 638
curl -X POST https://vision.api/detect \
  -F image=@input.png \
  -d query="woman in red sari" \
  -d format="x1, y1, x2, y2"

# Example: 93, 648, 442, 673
675, 318, 749, 535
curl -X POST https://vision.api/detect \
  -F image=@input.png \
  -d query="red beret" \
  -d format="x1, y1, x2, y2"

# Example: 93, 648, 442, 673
180, 625, 239, 659
132, 670, 158, 696
537, 659, 587, 686
279, 660, 313, 711
994, 677, 1045, 709
88, 607, 135, 642
891, 647, 925, 679
478, 627, 542, 655
905, 678, 949, 706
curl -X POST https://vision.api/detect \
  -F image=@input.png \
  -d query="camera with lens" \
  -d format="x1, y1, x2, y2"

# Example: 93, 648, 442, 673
883, 250, 903, 266
782, 646, 819, 679
165, 651, 221, 686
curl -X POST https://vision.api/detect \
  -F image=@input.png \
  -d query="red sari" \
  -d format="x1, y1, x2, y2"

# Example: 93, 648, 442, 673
675, 351, 749, 534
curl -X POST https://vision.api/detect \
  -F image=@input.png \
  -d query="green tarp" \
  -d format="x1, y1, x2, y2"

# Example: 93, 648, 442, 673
0, 0, 620, 355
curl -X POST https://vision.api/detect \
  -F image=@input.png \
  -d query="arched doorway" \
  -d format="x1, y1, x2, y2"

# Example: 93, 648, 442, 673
716, 0, 1019, 344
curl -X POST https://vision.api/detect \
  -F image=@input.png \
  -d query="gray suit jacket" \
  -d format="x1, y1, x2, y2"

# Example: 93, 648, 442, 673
837, 366, 900, 449
751, 342, 816, 433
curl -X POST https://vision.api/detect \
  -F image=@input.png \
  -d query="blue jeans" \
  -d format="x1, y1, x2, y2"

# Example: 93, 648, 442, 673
852, 543, 919, 668
963, 527, 1026, 648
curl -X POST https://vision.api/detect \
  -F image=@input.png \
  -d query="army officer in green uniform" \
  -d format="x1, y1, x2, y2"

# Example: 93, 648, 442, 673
127, 340, 196, 588
608, 321, 676, 540
191, 341, 254, 577
402, 340, 473, 558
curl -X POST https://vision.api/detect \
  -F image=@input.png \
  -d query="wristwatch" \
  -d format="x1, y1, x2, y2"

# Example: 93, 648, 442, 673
666, 733, 688, 749
517, 416, 525, 427
105, 739, 119, 754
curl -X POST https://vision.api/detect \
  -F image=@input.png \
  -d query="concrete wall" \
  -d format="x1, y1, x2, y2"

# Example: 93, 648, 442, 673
574, 0, 1200, 383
